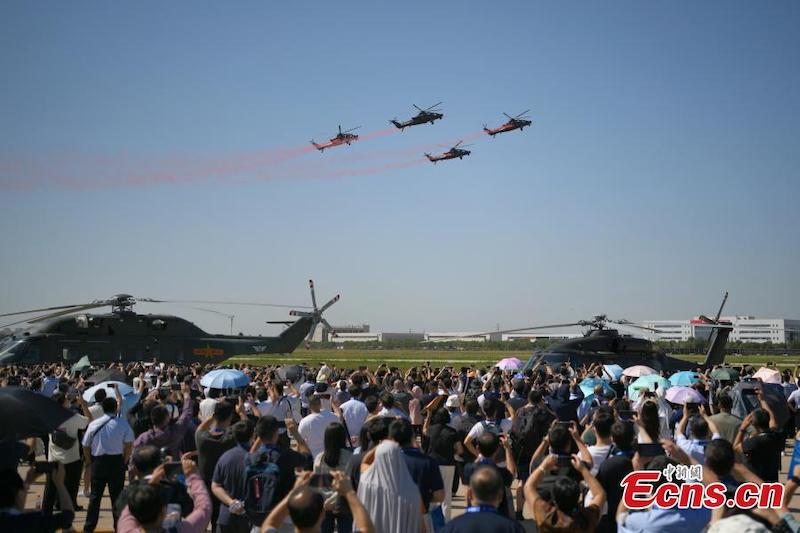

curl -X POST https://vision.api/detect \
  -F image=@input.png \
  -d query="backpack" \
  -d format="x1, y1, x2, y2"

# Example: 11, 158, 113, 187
243, 447, 281, 523
51, 428, 76, 449
479, 421, 505, 463
511, 406, 552, 467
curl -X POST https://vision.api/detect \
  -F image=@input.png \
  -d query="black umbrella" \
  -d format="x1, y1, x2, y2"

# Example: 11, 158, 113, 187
0, 387, 76, 440
86, 368, 128, 385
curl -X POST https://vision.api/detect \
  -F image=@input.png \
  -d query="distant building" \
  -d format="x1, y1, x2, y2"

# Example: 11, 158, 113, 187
641, 316, 800, 344
312, 323, 370, 343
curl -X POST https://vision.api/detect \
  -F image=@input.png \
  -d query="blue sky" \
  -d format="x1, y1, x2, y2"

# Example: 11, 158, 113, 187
1, 1, 798, 335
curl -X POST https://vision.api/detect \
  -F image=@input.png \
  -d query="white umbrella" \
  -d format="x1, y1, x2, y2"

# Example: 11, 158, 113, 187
82, 381, 133, 402
622, 365, 657, 378
752, 367, 781, 385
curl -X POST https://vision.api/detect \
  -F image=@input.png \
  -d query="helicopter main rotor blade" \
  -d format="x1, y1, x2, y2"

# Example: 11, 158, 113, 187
610, 319, 663, 333
289, 310, 314, 318
515, 109, 531, 118
343, 126, 361, 133
0, 303, 110, 329
503, 112, 513, 120
189, 307, 234, 319
0, 303, 98, 318
319, 294, 340, 313
151, 300, 310, 309
426, 101, 443, 111
453, 140, 463, 148
423, 322, 586, 343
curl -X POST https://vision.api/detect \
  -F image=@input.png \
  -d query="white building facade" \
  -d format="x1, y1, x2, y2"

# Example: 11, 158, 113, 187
641, 316, 800, 343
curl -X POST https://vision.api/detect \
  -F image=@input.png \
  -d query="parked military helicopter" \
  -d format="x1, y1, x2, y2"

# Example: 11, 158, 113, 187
390, 103, 444, 131
311, 125, 360, 152
484, 110, 533, 137
425, 141, 472, 164
427, 293, 733, 372
0, 280, 339, 365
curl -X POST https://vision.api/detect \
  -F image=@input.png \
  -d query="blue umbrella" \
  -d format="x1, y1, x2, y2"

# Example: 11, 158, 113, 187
628, 375, 671, 401
602, 364, 624, 381
200, 368, 250, 389
579, 378, 616, 398
669, 371, 700, 387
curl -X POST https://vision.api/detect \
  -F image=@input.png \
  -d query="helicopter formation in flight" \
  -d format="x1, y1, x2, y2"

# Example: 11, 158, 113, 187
0, 280, 338, 365
312, 102, 533, 162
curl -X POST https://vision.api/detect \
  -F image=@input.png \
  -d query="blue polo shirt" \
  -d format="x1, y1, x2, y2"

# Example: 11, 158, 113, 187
400, 447, 444, 512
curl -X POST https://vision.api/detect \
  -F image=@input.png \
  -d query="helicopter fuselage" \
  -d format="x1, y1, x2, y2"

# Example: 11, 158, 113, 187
0, 312, 313, 365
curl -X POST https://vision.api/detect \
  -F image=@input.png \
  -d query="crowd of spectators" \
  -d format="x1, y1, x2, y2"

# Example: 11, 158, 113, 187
1, 358, 800, 532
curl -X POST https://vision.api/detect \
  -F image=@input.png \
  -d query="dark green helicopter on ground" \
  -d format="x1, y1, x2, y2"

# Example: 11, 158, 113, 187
430, 293, 734, 372
0, 280, 338, 365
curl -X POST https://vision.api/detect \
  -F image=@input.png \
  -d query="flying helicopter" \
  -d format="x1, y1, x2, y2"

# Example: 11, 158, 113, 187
310, 125, 360, 152
0, 280, 339, 366
483, 110, 533, 137
390, 103, 444, 131
426, 293, 734, 372
425, 141, 472, 164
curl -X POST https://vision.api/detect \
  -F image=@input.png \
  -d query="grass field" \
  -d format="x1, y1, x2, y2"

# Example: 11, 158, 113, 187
228, 349, 800, 370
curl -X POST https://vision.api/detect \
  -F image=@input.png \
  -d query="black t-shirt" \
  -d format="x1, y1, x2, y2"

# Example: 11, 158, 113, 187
401, 447, 445, 512
743, 430, 784, 482
196, 427, 236, 484
595, 454, 633, 533
440, 509, 525, 533
425, 424, 458, 466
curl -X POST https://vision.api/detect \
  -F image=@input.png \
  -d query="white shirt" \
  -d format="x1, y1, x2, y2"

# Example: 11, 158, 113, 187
378, 407, 409, 420
587, 443, 613, 475
88, 404, 104, 420
49, 413, 89, 464
340, 399, 368, 443
82, 414, 134, 456
199, 398, 219, 422
788, 389, 800, 409
298, 410, 340, 458
676, 432, 721, 464
466, 418, 512, 441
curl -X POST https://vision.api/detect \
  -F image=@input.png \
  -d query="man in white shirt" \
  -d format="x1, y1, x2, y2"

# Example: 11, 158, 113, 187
199, 388, 222, 422
82, 396, 135, 533
298, 395, 339, 458
340, 386, 368, 445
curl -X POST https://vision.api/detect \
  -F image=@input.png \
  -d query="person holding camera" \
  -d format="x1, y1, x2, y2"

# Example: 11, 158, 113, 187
117, 452, 211, 532
525, 452, 605, 533
260, 470, 374, 533
0, 461, 75, 532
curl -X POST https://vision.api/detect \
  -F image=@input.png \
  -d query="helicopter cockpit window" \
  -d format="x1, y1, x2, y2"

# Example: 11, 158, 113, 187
75, 315, 89, 329
150, 319, 167, 331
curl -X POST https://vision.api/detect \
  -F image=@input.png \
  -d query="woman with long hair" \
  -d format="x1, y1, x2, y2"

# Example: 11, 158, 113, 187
313, 422, 353, 533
